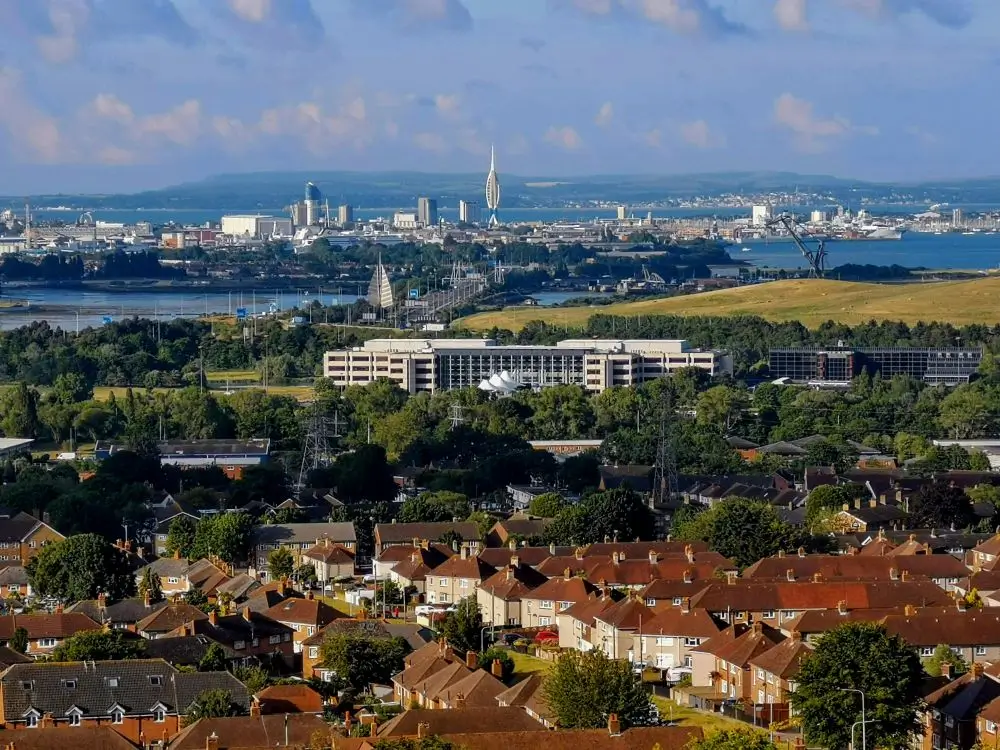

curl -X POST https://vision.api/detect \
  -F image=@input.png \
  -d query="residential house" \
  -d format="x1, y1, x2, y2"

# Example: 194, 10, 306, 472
424, 546, 497, 607
0, 566, 29, 599
265, 593, 341, 652
495, 674, 554, 728
252, 522, 357, 580
136, 604, 209, 639
136, 553, 192, 597
557, 593, 621, 652
244, 580, 302, 615
184, 558, 232, 597
302, 538, 355, 583
974, 684, 1000, 750
167, 607, 295, 664
598, 465, 655, 493
505, 486, 560, 513
0, 658, 249, 745
697, 622, 786, 702
255, 684, 324, 714
374, 706, 547, 737
747, 633, 812, 716
882, 609, 1000, 665
633, 603, 724, 672
167, 714, 331, 750
67, 594, 168, 631
146, 499, 199, 557
0, 612, 101, 657
485, 517, 551, 547
971, 534, 1000, 571
923, 664, 1000, 750
213, 573, 261, 603
374, 522, 481, 556
593, 595, 655, 662
0, 726, 137, 750
521, 574, 598, 629
142, 636, 238, 669
636, 574, 717, 610
582, 549, 733, 591
303, 619, 432, 682
478, 543, 574, 570
830, 500, 910, 533
477, 559, 548, 628
0, 512, 64, 566
376, 541, 452, 580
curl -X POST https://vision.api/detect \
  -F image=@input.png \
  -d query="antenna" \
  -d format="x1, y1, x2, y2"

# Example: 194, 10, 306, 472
449, 402, 465, 429
24, 201, 30, 249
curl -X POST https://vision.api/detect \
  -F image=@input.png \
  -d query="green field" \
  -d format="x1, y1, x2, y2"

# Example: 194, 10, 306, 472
92, 384, 315, 403
456, 277, 1000, 331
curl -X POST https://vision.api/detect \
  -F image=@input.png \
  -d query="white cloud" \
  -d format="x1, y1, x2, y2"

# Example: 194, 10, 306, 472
227, 0, 272, 22
544, 125, 583, 150
774, 0, 809, 30
434, 94, 461, 117
89, 94, 134, 125
137, 99, 202, 146
413, 131, 449, 153
643, 128, 663, 149
595, 102, 614, 128
774, 93, 876, 152
35, 0, 90, 64
679, 119, 724, 148
559, 0, 744, 35
0, 68, 63, 162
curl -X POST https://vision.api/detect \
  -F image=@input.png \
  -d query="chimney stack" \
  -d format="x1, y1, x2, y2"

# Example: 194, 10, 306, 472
460, 544, 469, 560
607, 713, 621, 737
777, 550, 785, 558
811, 572, 822, 583
900, 570, 909, 582
249, 699, 261, 718
574, 548, 584, 561
684, 545, 694, 564
680, 597, 690, 614
797, 547, 806, 558
209, 610, 218, 626
941, 662, 952, 679
173, 549, 180, 560
649, 550, 659, 564
837, 600, 848, 616
786, 569, 795, 582
904, 604, 917, 616
508, 539, 516, 551
466, 651, 478, 670
243, 606, 252, 622
206, 733, 220, 750
890, 567, 899, 581
683, 568, 693, 584
549, 543, 556, 556
564, 567, 572, 581
510, 555, 520, 569
417, 722, 430, 739
144, 592, 151, 608
492, 658, 504, 678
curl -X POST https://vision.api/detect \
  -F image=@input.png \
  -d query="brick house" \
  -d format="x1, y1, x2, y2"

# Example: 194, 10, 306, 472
633, 603, 724, 671
477, 559, 548, 628
0, 659, 249, 745
264, 593, 341, 653
922, 664, 1000, 750
135, 604, 209, 640
698, 622, 786, 702
423, 546, 496, 607
0, 613, 101, 658
557, 593, 620, 652
302, 618, 431, 682
520, 574, 598, 629
167, 607, 295, 665
252, 522, 357, 581
747, 633, 812, 712
0, 512, 64, 566
135, 553, 192, 597
374, 522, 481, 556
592, 595, 655, 662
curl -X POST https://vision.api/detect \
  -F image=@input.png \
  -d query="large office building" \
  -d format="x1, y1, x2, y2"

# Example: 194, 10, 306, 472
417, 197, 438, 226
459, 199, 481, 225
324, 338, 731, 394
769, 347, 982, 385
220, 215, 293, 239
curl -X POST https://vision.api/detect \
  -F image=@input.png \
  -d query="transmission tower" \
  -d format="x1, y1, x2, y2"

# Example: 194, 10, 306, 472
449, 402, 465, 430
653, 389, 679, 510
297, 403, 339, 497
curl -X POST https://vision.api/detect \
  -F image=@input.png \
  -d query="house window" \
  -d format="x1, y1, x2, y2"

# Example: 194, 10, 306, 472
20, 681, 32, 690
25, 714, 37, 728
559, 601, 572, 611
767, 674, 775, 685
988, 721, 998, 734
270, 635, 282, 645
684, 638, 700, 647
460, 579, 469, 589
37, 638, 57, 648
283, 634, 291, 642
780, 611, 796, 620
64, 679, 77, 689
647, 599, 657, 606
68, 713, 80, 727
439, 594, 449, 603
539, 617, 551, 626
540, 600, 554, 610
112, 711, 123, 724
757, 690, 764, 704
309, 647, 319, 659
756, 669, 765, 680
154, 708, 166, 723
684, 656, 693, 667
656, 637, 674, 646
108, 678, 119, 688
168, 577, 179, 584
721, 680, 728, 693
252, 638, 259, 647
761, 610, 776, 619
149, 676, 163, 686
921, 647, 935, 657
977, 646, 988, 656
234, 641, 246, 650
307, 627, 315, 636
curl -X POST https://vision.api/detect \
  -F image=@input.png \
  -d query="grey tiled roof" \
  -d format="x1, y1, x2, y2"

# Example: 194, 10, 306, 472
0, 659, 249, 719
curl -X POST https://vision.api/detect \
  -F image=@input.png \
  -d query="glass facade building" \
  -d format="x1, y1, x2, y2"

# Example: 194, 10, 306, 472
769, 347, 982, 385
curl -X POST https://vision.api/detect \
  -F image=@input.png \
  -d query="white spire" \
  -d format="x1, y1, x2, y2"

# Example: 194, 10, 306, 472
490, 143, 496, 171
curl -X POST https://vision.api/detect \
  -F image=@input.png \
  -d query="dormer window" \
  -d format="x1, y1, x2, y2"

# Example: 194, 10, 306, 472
64, 679, 77, 689
108, 678, 119, 688
149, 675, 163, 686
111, 710, 124, 724
153, 708, 166, 723
66, 707, 83, 727
23, 708, 39, 728
20, 681, 32, 691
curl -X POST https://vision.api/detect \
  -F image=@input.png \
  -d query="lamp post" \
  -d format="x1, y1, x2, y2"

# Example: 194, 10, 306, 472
480, 624, 493, 653
839, 688, 867, 750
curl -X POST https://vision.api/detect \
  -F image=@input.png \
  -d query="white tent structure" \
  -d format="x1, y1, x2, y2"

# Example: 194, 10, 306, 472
477, 370, 524, 394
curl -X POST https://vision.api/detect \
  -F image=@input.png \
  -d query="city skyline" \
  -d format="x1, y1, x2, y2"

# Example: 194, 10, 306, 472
0, 0, 993, 193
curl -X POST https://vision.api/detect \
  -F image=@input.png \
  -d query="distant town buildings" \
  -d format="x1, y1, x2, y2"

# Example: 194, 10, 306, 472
338, 204, 353, 225
486, 145, 501, 227
417, 197, 438, 227
459, 199, 481, 225
323, 338, 731, 394
769, 346, 983, 385
219, 215, 292, 240
751, 204, 773, 227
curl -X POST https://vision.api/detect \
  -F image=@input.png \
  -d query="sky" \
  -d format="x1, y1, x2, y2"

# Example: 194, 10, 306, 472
1, 0, 996, 193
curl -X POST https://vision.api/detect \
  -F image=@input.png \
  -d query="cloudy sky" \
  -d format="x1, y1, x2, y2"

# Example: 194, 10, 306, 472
1, 0, 993, 192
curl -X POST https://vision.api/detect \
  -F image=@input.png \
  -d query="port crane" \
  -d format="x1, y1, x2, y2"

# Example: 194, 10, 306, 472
766, 214, 829, 277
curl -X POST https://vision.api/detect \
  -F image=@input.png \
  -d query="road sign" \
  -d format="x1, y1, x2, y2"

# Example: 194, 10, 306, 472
236, 307, 247, 320
101, 315, 113, 325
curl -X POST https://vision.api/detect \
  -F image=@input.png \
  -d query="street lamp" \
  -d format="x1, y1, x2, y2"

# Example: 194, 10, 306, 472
480, 624, 493, 653
838, 688, 866, 750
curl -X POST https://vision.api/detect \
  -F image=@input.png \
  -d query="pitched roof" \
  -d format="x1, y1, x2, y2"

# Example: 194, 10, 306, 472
584, 559, 725, 587
68, 597, 168, 625
252, 522, 357, 545
882, 610, 1000, 647
748, 636, 813, 680
377, 543, 454, 566
136, 604, 209, 634
636, 608, 724, 639
0, 512, 46, 543
182, 609, 293, 645
376, 707, 546, 737
431, 554, 497, 582
495, 673, 550, 721
478, 546, 573, 568
376, 522, 481, 545
255, 684, 324, 714
521, 575, 598, 604
0, 613, 101, 640
142, 635, 238, 666
561, 594, 622, 628
139, 556, 191, 580
0, 644, 31, 669
433, 726, 703, 750
583, 541, 710, 558
479, 564, 549, 601
436, 668, 508, 707
265, 597, 341, 626
594, 597, 655, 631
491, 519, 551, 537
688, 580, 952, 612
168, 714, 331, 750
302, 619, 433, 651
0, 659, 249, 718
0, 726, 136, 750
214, 573, 261, 601
303, 541, 355, 564
705, 623, 785, 667
742, 554, 969, 581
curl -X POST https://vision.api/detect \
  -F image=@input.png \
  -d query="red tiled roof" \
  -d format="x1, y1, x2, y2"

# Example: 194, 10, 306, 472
520, 575, 597, 604
256, 684, 324, 714
376, 707, 546, 737
706, 623, 785, 667
265, 597, 341, 626
743, 554, 968, 581
636, 607, 724, 639
688, 580, 952, 612
0, 613, 101, 640
748, 636, 812, 680
431, 554, 497, 582
304, 541, 355, 564
136, 604, 209, 634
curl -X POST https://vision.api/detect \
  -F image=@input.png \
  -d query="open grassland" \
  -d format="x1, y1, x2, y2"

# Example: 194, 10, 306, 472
456, 277, 1000, 331
92, 384, 315, 402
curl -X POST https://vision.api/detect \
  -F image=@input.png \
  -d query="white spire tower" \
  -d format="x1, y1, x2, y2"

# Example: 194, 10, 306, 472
486, 144, 501, 228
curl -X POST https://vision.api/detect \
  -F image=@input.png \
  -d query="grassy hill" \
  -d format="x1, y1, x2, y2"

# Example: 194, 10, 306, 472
456, 277, 1000, 331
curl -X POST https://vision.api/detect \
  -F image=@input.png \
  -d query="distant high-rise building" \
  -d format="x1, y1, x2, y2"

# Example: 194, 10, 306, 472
367, 255, 394, 310
616, 205, 628, 221
810, 210, 827, 224
304, 182, 321, 226
486, 145, 501, 228
751, 205, 773, 227
417, 197, 438, 226
459, 200, 481, 225
338, 204, 354, 225
953, 208, 964, 228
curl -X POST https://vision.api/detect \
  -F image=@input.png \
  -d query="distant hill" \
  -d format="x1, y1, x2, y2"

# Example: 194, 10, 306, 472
456, 277, 1000, 330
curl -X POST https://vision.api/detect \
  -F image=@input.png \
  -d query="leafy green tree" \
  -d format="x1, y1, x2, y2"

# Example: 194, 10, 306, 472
790, 622, 924, 750
330, 444, 398, 505
528, 492, 566, 518
319, 632, 412, 689
526, 384, 595, 440
232, 665, 269, 693
439, 596, 483, 653
909, 481, 975, 529
185, 688, 243, 723
938, 385, 996, 439
268, 547, 294, 580
805, 484, 864, 530
166, 515, 197, 558
925, 644, 968, 677
546, 488, 653, 546
695, 385, 747, 432
0, 383, 39, 438
466, 510, 494, 539
399, 491, 470, 523
542, 649, 654, 730
10, 627, 27, 654
50, 373, 93, 405
672, 497, 810, 569
688, 729, 779, 750
51, 630, 145, 661
478, 647, 515, 682
198, 642, 229, 672
27, 534, 135, 602
138, 567, 163, 603
191, 512, 255, 563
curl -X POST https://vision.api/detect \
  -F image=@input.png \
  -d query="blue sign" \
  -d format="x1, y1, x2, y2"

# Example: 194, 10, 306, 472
101, 315, 113, 325
236, 307, 247, 320
409, 288, 420, 300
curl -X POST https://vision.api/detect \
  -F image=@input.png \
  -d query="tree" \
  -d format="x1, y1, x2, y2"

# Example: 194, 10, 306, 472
185, 689, 243, 723
542, 649, 654, 730
268, 547, 294, 580
27, 534, 135, 602
331, 444, 398, 505
191, 512, 255, 563
687, 729, 779, 750
546, 488, 653, 546
478, 647, 514, 682
528, 492, 566, 518
51, 630, 145, 661
399, 491, 470, 523
439, 596, 482, 653
466, 510, 494, 540
166, 515, 198, 559
50, 372, 93, 405
909, 481, 975, 529
320, 632, 412, 689
198, 642, 229, 672
790, 622, 924, 750
805, 484, 864, 530
925, 643, 969, 677
672, 497, 810, 569
232, 665, 270, 694
10, 627, 27, 654
0, 383, 39, 438
695, 385, 747, 433
138, 567, 163, 603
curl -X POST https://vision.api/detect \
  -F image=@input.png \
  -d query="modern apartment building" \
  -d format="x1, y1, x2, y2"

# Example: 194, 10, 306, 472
323, 338, 732, 394
769, 346, 982, 385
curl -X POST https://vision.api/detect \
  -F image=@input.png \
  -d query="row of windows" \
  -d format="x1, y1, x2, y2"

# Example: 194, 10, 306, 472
24, 708, 164, 727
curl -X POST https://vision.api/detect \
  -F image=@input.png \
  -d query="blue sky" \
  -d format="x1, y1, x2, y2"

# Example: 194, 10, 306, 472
1, 0, 994, 192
